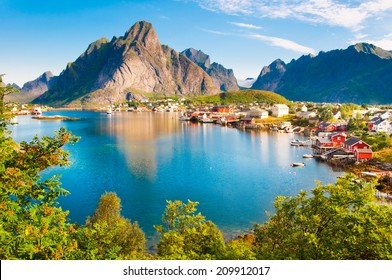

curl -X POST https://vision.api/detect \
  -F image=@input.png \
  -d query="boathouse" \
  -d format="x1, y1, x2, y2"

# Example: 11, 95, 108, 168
343, 138, 373, 161
354, 149, 373, 161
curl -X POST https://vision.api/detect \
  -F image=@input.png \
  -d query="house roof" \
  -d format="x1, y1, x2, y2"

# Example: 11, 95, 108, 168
344, 137, 361, 146
371, 116, 381, 122
273, 104, 289, 109
374, 118, 387, 125
241, 117, 254, 121
330, 132, 347, 137
317, 138, 333, 144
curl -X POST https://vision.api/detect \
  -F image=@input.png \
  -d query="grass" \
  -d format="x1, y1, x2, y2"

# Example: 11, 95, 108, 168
190, 89, 290, 105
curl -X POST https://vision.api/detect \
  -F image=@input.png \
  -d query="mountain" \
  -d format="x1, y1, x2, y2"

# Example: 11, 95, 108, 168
181, 48, 239, 91
35, 21, 222, 106
251, 43, 392, 104
6, 71, 56, 103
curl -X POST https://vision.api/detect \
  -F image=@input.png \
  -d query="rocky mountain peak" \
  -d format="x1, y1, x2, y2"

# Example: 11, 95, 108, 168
41, 71, 54, 83
181, 48, 211, 69
181, 48, 239, 91
83, 38, 109, 57
123, 21, 160, 50
350, 42, 392, 59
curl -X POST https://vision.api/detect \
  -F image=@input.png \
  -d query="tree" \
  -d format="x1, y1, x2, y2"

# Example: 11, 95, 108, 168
75, 192, 146, 259
154, 200, 225, 260
223, 234, 256, 260
347, 117, 358, 131
253, 174, 392, 259
318, 105, 334, 122
0, 76, 80, 259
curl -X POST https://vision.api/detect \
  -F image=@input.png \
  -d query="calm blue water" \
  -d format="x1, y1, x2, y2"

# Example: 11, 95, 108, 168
10, 111, 343, 243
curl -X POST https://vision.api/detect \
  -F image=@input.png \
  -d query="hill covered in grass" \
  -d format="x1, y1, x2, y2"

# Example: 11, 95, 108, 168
191, 89, 290, 105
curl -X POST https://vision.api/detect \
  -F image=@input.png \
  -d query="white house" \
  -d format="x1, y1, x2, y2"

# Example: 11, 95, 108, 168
272, 104, 289, 117
372, 118, 392, 134
247, 109, 269, 119
296, 111, 317, 119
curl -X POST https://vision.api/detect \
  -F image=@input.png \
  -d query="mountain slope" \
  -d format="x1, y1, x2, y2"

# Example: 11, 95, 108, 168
35, 21, 220, 106
181, 48, 239, 91
6, 71, 55, 103
252, 43, 392, 104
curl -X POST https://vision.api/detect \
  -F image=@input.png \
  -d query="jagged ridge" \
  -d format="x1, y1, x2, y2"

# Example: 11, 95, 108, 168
251, 43, 392, 104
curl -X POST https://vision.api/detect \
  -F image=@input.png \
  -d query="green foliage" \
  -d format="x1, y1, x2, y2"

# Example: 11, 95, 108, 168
154, 200, 225, 260
318, 105, 334, 122
0, 116, 80, 258
253, 174, 392, 260
75, 192, 146, 260
223, 234, 256, 260
354, 132, 391, 152
0, 77, 82, 259
340, 103, 360, 120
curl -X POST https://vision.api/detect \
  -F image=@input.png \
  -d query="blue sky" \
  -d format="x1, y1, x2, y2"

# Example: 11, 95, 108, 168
1, 0, 392, 86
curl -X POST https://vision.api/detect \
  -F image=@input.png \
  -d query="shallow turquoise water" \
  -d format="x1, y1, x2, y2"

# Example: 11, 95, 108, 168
10, 111, 343, 242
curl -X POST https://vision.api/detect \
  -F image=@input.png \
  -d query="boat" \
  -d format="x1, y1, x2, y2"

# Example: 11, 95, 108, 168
291, 162, 305, 167
179, 114, 190, 121
290, 139, 307, 146
106, 108, 113, 114
302, 154, 313, 158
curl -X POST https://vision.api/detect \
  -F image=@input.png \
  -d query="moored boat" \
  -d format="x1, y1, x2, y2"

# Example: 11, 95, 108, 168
291, 162, 305, 167
290, 139, 307, 146
302, 154, 313, 158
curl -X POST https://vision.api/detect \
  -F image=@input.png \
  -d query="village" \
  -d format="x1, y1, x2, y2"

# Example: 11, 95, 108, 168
8, 97, 392, 180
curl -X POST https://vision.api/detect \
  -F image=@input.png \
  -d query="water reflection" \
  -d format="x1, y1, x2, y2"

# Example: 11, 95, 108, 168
102, 112, 180, 181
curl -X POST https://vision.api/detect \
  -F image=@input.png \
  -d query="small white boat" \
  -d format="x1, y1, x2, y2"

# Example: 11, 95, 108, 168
291, 162, 305, 167
290, 139, 306, 146
302, 154, 313, 158
106, 108, 113, 114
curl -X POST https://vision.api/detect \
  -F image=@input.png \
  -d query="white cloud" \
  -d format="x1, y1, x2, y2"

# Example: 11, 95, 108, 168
246, 33, 316, 54
191, 0, 392, 31
229, 21, 262, 29
201, 28, 232, 36
353, 33, 392, 50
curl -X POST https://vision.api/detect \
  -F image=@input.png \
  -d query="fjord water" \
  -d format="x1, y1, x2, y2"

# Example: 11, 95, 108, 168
11, 111, 343, 242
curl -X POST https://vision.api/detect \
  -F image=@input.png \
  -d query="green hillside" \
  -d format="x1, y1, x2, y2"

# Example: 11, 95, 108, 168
191, 89, 290, 105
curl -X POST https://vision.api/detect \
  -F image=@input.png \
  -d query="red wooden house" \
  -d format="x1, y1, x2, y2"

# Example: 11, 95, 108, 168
330, 133, 346, 147
343, 137, 373, 161
315, 133, 346, 149
318, 122, 337, 132
212, 106, 230, 113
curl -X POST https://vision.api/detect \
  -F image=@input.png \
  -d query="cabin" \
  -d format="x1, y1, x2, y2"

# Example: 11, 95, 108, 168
354, 149, 373, 161
212, 105, 230, 113
247, 109, 268, 119
330, 133, 346, 146
343, 138, 373, 161
239, 117, 255, 125
271, 104, 289, 117
316, 137, 334, 148
343, 137, 371, 151
296, 111, 317, 119
318, 122, 337, 132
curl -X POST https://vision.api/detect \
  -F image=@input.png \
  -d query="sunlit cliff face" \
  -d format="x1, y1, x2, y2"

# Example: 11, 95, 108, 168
102, 113, 181, 182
